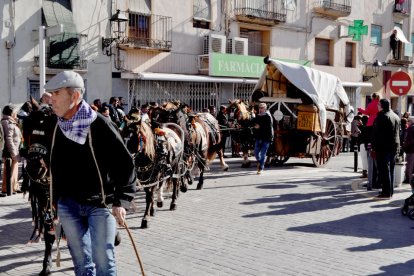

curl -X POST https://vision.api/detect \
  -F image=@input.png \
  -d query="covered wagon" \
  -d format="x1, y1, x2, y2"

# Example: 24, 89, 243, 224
251, 57, 354, 166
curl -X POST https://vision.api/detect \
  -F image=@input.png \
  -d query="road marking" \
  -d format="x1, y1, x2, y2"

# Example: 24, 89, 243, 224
392, 80, 409, 87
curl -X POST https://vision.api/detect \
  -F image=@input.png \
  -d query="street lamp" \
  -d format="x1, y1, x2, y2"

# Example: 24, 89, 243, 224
363, 60, 384, 81
102, 9, 129, 56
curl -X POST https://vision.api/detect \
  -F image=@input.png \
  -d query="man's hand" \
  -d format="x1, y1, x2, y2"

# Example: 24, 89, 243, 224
112, 206, 126, 227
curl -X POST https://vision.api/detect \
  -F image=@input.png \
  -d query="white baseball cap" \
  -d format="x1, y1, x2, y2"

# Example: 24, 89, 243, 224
44, 71, 84, 92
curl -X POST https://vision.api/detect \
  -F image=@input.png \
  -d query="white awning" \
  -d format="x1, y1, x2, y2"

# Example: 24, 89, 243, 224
394, 26, 410, 44
121, 72, 258, 84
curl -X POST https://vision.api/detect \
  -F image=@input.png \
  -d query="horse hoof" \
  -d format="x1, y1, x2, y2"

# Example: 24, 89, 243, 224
196, 183, 203, 190
223, 166, 229, 171
114, 231, 121, 246
157, 201, 163, 208
141, 219, 149, 229
39, 266, 51, 276
150, 208, 156, 217
180, 185, 188, 193
170, 203, 177, 211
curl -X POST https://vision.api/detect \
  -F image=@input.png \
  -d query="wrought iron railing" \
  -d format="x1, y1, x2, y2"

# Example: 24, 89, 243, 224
121, 12, 172, 51
233, 0, 286, 23
34, 33, 87, 70
313, 0, 352, 13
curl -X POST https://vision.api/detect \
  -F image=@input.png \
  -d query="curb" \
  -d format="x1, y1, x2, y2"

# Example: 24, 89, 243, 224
351, 178, 411, 207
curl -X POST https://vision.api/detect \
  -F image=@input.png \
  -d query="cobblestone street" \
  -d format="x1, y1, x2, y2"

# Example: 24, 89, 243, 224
1, 153, 413, 275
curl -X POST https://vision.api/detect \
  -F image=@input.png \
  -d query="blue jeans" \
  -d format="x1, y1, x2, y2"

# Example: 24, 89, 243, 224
58, 198, 117, 276
254, 140, 270, 170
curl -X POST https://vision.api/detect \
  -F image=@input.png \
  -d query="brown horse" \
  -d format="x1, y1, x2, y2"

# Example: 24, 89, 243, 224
228, 100, 254, 167
151, 102, 228, 190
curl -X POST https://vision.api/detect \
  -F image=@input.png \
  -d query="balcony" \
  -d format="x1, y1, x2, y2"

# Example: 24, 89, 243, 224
313, 0, 351, 18
233, 0, 286, 26
393, 0, 410, 18
118, 13, 172, 52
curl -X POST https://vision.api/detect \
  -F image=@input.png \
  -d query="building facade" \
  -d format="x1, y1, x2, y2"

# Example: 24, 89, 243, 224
0, 1, 413, 113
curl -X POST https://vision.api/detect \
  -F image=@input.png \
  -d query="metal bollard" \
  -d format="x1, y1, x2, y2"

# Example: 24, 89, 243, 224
5, 158, 12, 196
354, 144, 358, 172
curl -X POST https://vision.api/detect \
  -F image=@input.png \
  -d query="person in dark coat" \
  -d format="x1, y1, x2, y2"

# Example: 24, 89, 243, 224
371, 98, 401, 199
217, 105, 230, 156
44, 71, 136, 275
403, 117, 414, 190
252, 103, 273, 174
390, 29, 399, 59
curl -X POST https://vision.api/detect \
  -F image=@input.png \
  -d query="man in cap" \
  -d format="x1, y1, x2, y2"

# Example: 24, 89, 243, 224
45, 71, 136, 275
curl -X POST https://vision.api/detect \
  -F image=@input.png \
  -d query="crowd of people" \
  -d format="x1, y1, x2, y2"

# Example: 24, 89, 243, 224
351, 92, 412, 199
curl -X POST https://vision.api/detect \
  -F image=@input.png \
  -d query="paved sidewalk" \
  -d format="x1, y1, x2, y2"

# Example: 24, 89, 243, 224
1, 155, 414, 275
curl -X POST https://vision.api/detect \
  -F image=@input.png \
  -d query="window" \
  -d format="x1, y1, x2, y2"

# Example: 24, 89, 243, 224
370, 24, 382, 46
411, 33, 414, 54
129, 13, 150, 40
193, 0, 211, 29
240, 28, 270, 57
315, 38, 332, 66
345, 42, 355, 68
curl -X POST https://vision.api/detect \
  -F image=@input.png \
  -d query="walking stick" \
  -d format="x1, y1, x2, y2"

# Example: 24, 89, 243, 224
123, 221, 146, 276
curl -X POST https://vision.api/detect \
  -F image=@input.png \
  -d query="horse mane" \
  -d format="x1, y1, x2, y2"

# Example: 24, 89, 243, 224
139, 121, 156, 161
231, 100, 250, 121
163, 101, 179, 111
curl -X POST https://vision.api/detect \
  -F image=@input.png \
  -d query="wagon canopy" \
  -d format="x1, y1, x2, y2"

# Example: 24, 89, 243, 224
253, 58, 353, 132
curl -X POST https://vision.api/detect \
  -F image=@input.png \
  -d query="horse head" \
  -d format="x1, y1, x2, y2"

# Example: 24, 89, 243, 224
228, 99, 251, 122
24, 105, 56, 184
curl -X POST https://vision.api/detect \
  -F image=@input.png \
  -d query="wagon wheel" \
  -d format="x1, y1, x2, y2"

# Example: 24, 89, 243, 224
271, 155, 290, 165
312, 118, 336, 167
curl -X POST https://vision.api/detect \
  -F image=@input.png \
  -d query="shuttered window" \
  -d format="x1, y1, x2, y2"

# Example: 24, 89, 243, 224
130, 0, 151, 14
315, 38, 331, 66
345, 42, 355, 68
194, 0, 211, 20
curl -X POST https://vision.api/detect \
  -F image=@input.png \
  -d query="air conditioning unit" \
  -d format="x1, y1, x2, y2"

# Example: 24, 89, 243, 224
203, 34, 226, 54
197, 54, 209, 73
232, 37, 248, 55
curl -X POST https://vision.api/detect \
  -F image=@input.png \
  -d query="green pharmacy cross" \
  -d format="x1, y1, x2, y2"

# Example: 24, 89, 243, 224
348, 20, 368, 41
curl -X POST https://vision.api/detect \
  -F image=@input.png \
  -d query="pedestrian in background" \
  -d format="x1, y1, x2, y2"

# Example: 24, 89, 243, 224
217, 105, 230, 157
252, 103, 273, 174
371, 98, 400, 199
0, 104, 22, 196
350, 115, 361, 151
358, 92, 381, 190
44, 71, 136, 275
403, 116, 414, 189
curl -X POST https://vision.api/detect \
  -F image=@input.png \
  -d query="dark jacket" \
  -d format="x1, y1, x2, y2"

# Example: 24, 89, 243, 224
371, 110, 400, 156
403, 124, 414, 153
217, 111, 230, 136
51, 113, 136, 208
252, 112, 273, 142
